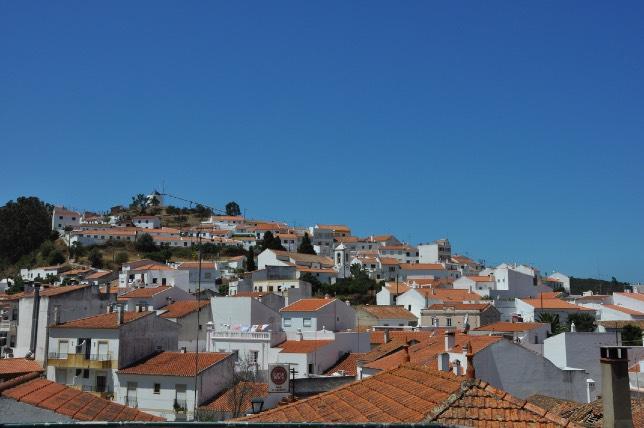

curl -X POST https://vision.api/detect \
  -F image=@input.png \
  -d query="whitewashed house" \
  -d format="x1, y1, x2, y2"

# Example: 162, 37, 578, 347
15, 285, 114, 363
280, 298, 356, 333
116, 351, 235, 421
52, 207, 81, 232
118, 286, 193, 312
132, 216, 161, 229
159, 300, 211, 352
46, 309, 178, 398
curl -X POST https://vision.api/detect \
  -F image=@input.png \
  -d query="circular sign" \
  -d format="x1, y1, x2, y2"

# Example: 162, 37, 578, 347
270, 365, 288, 385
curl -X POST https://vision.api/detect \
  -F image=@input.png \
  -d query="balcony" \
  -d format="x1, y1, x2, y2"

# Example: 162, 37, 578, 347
47, 353, 113, 369
210, 331, 271, 340
0, 320, 16, 333
71, 383, 113, 398
126, 396, 138, 408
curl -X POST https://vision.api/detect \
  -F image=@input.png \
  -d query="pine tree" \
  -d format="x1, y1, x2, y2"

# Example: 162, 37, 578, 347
297, 233, 316, 255
246, 246, 256, 271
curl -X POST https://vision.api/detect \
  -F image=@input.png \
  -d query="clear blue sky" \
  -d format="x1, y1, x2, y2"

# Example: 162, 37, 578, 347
1, 2, 643, 282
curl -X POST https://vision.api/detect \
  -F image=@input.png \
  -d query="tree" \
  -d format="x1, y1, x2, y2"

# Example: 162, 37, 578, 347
39, 241, 55, 259
297, 233, 316, 255
135, 233, 158, 252
88, 248, 104, 269
536, 312, 565, 335
47, 250, 66, 266
260, 232, 285, 251
70, 241, 86, 259
8, 275, 24, 294
300, 273, 323, 295
218, 282, 229, 296
621, 324, 643, 346
149, 195, 160, 207
246, 246, 256, 272
130, 194, 148, 213
225, 201, 241, 217
567, 313, 596, 332
115, 251, 129, 265
0, 197, 52, 265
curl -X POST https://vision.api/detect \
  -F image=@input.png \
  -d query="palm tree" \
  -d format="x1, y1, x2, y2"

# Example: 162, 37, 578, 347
536, 312, 564, 335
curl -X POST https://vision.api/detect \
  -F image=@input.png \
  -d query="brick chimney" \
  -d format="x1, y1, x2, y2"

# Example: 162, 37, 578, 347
600, 346, 633, 428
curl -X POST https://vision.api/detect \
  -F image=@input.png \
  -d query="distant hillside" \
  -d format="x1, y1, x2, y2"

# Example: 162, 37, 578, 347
570, 276, 629, 295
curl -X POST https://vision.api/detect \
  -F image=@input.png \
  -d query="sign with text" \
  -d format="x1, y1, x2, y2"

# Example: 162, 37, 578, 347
268, 363, 290, 393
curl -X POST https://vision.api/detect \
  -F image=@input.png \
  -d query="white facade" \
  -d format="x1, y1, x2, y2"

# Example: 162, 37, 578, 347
543, 332, 618, 393
20, 266, 62, 282
281, 300, 356, 333
52, 207, 81, 232
133, 216, 161, 229
548, 272, 571, 292
115, 353, 235, 421
16, 286, 114, 363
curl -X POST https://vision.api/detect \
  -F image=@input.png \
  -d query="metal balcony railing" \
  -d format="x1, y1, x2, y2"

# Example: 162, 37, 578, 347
126, 396, 138, 408
48, 352, 68, 359
174, 398, 187, 411
210, 331, 271, 340
77, 384, 112, 393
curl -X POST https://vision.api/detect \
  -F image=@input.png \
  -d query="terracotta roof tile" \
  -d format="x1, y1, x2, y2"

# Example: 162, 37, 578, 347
0, 377, 163, 421
357, 305, 417, 321
473, 321, 549, 332
200, 382, 268, 413
426, 303, 492, 311
399, 263, 445, 270
602, 304, 644, 316
118, 285, 172, 298
0, 358, 43, 375
429, 380, 576, 427
21, 285, 88, 298
324, 353, 366, 376
277, 340, 333, 354
160, 300, 209, 318
280, 298, 336, 312
241, 364, 462, 423
118, 351, 231, 376
51, 311, 151, 329
520, 298, 594, 311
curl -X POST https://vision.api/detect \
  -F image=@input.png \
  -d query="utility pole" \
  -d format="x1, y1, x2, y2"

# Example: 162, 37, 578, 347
193, 233, 202, 421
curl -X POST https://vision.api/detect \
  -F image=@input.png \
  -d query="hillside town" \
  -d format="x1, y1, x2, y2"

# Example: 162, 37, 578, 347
0, 194, 642, 427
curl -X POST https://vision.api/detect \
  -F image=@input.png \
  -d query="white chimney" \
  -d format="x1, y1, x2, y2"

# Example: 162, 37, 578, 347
437, 352, 450, 372
116, 305, 124, 325
444, 331, 455, 352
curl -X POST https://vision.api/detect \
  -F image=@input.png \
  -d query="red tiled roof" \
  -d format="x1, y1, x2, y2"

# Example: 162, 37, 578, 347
473, 321, 549, 332
0, 359, 43, 375
280, 298, 336, 312
0, 375, 163, 421
324, 353, 366, 376
602, 304, 644, 316
413, 288, 482, 302
118, 285, 172, 299
520, 298, 594, 311
176, 261, 217, 269
51, 311, 152, 329
240, 364, 575, 426
363, 347, 410, 370
200, 382, 268, 413
160, 300, 210, 319
22, 285, 88, 298
276, 340, 333, 354
425, 303, 492, 311
465, 275, 495, 282
400, 263, 445, 270
429, 379, 579, 427
357, 305, 417, 321
615, 293, 644, 302
118, 352, 231, 376
85, 270, 114, 280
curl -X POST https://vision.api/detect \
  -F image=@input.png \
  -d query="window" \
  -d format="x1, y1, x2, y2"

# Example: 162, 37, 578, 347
162, 278, 167, 285
152, 278, 158, 284
154, 383, 161, 394
83, 369, 89, 378
407, 305, 411, 311
303, 318, 312, 328
249, 350, 258, 364
446, 318, 452, 327
284, 317, 291, 327
308, 363, 314, 374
